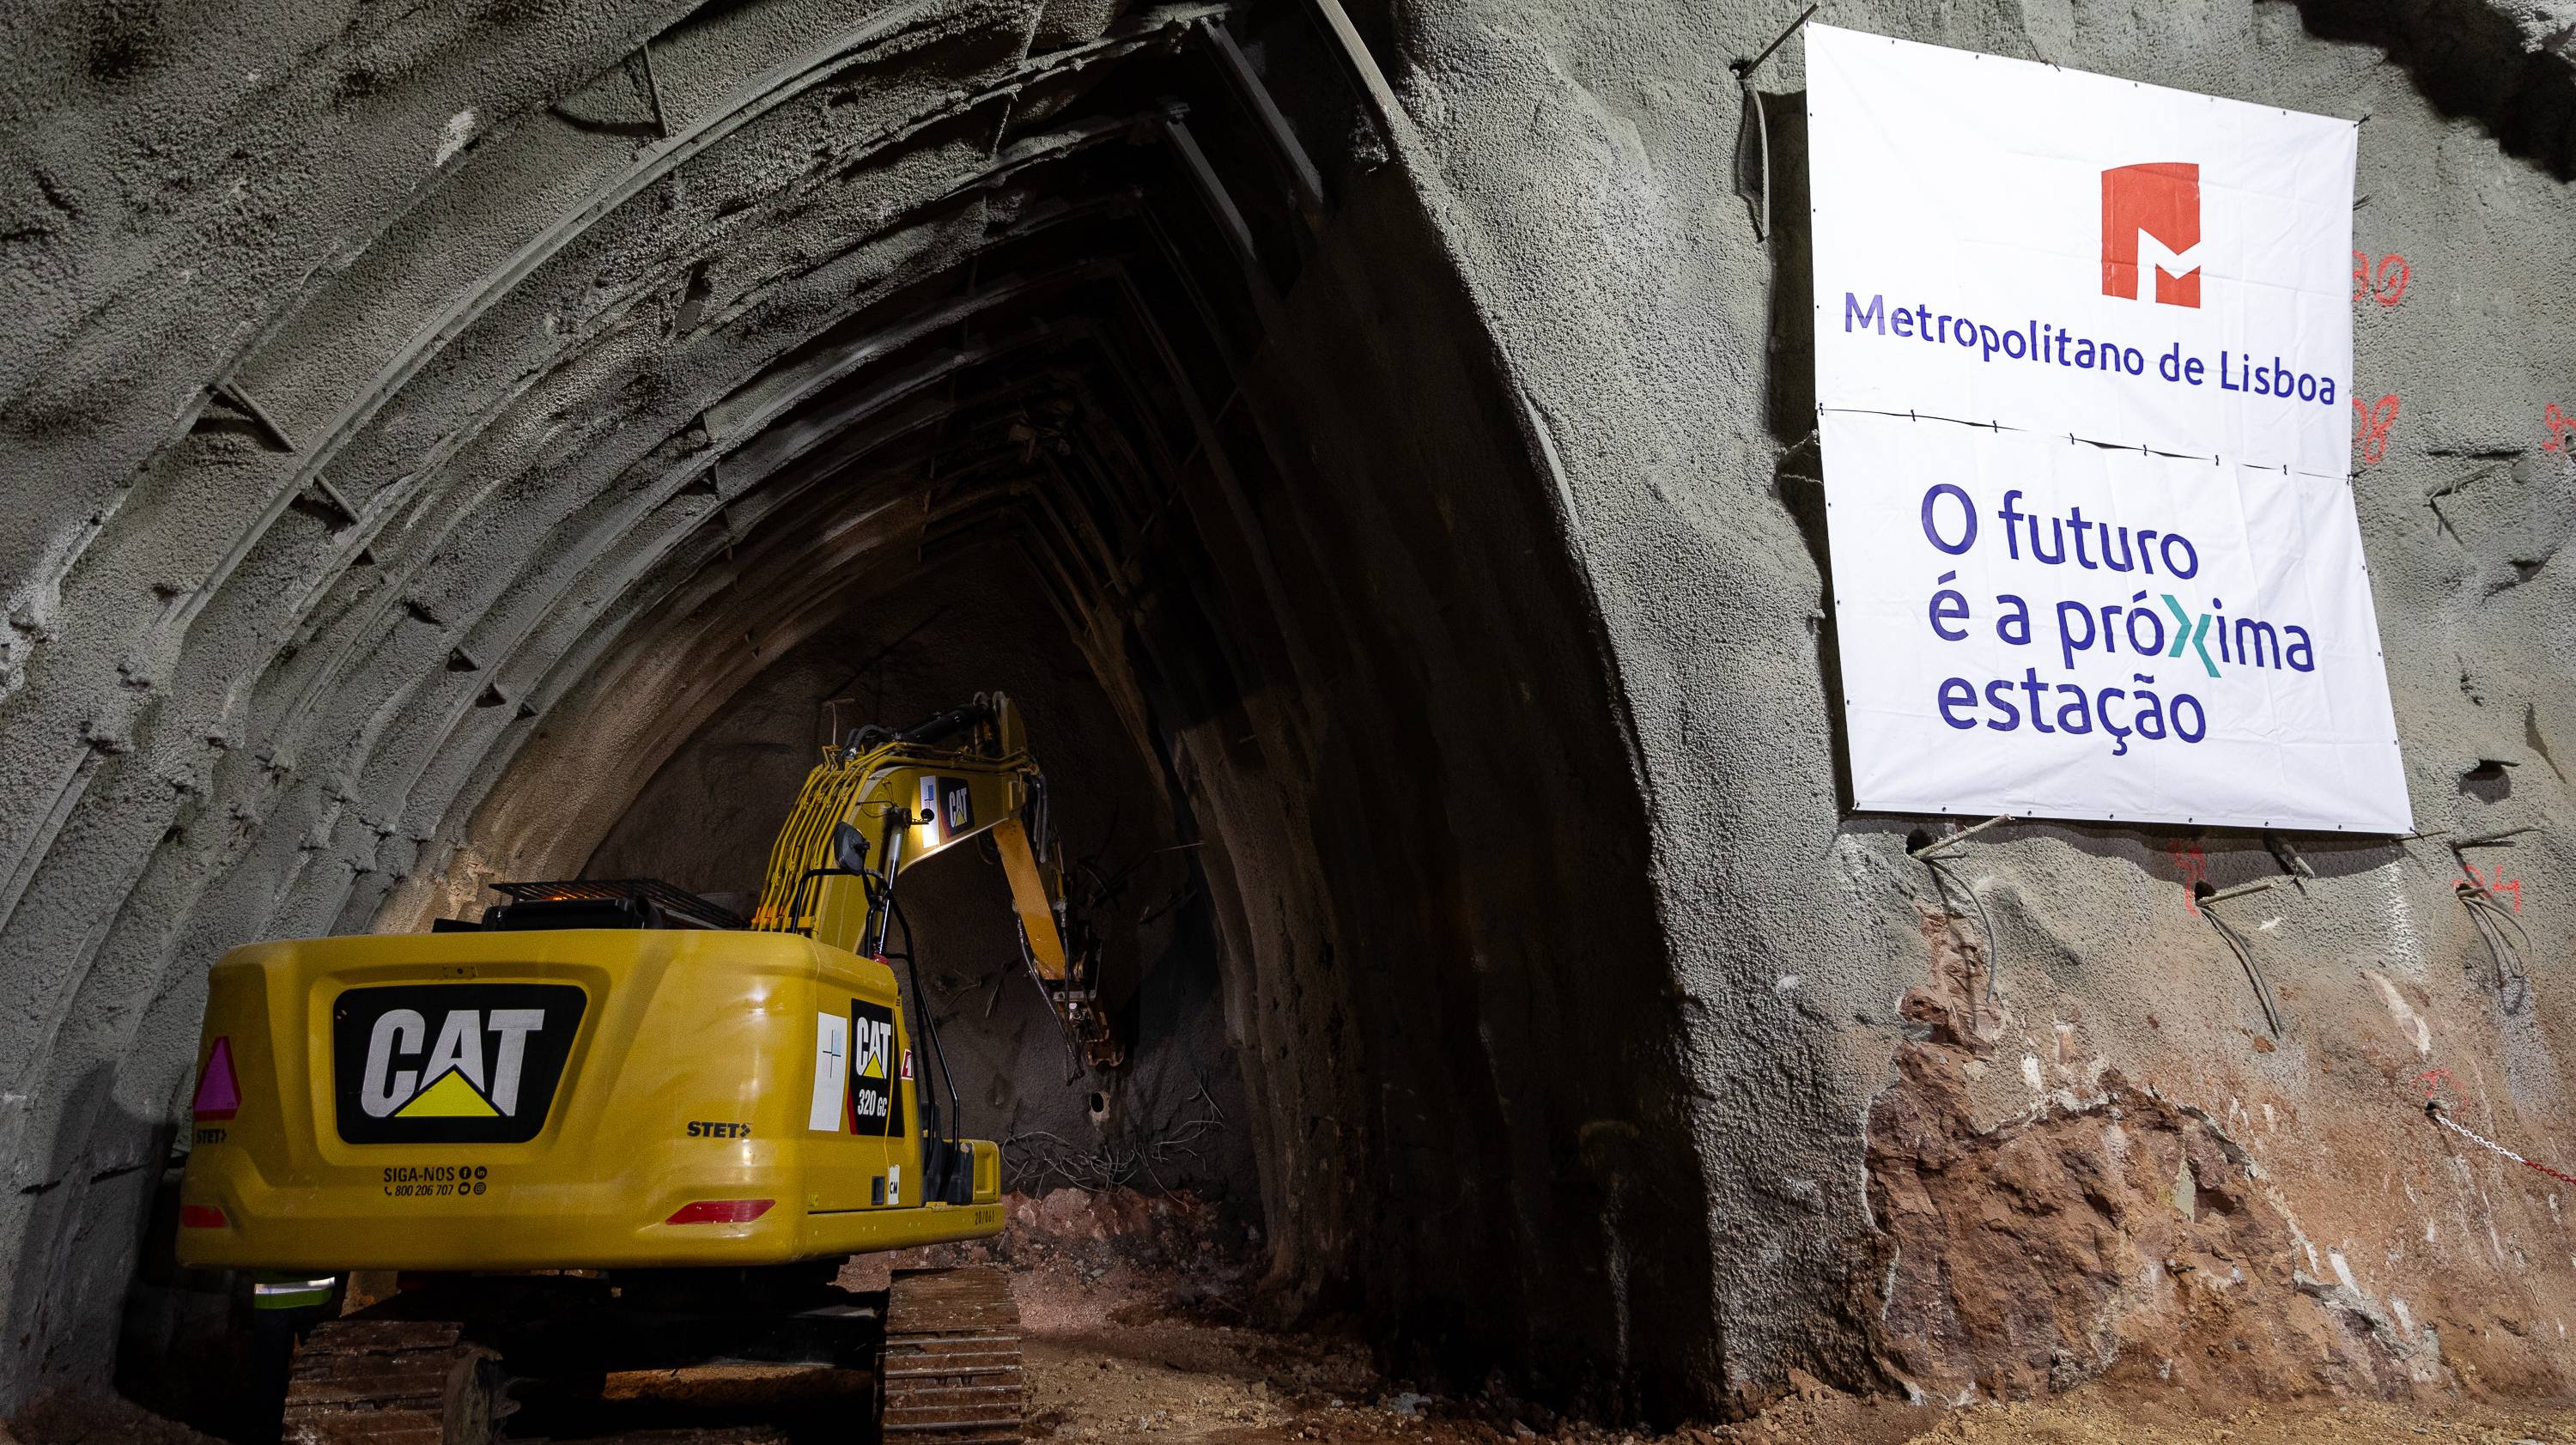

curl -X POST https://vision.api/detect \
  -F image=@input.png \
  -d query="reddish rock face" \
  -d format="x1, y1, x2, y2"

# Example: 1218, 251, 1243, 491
1864, 919, 2448, 1406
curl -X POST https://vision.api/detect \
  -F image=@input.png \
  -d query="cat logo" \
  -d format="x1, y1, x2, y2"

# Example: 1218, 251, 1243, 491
917, 775, 974, 847
806, 999, 907, 1138
848, 999, 903, 1137
332, 985, 586, 1144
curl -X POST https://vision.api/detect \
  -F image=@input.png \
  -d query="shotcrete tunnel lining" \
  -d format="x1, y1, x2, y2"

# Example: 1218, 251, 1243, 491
17, 0, 2573, 1430
0, 0, 1703, 1424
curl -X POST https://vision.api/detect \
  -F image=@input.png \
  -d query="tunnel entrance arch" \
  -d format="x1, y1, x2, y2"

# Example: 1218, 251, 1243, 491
0, 0, 1710, 1422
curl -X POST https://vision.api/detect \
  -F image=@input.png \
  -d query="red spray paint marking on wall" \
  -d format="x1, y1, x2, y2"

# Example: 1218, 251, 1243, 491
2168, 837, 2208, 912
2352, 251, 2409, 307
2462, 861, 2524, 912
2354, 394, 2399, 465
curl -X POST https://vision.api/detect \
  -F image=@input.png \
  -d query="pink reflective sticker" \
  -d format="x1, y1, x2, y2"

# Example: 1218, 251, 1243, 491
193, 1037, 240, 1121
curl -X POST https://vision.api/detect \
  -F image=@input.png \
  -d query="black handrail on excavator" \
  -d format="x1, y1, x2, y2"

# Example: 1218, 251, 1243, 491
785, 822, 972, 1205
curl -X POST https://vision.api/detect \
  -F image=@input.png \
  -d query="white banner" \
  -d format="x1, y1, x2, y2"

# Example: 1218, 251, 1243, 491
1806, 24, 2409, 834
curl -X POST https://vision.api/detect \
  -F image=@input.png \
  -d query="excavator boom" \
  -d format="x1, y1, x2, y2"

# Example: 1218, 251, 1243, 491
750, 692, 1118, 1072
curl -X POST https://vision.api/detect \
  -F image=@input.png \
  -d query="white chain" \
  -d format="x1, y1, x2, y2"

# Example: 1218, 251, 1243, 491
2427, 1102, 2576, 1187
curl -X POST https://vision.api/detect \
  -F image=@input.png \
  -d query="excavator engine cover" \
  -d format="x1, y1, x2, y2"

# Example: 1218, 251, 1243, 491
175, 928, 1004, 1274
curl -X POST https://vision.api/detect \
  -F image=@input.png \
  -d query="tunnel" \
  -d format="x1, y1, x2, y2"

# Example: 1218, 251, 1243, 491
0, 0, 1706, 1424
7, 0, 2576, 1435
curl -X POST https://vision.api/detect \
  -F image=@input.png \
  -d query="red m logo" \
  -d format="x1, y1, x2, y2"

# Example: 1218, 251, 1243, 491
2101, 162, 2201, 307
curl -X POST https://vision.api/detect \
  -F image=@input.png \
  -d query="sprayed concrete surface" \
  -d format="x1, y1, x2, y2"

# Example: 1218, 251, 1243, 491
1370, 0, 2576, 1412
0, 0, 2573, 1428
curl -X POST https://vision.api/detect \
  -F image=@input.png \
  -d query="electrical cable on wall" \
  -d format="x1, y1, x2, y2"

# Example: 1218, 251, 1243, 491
2196, 878, 2283, 1037
1909, 816, 2012, 1000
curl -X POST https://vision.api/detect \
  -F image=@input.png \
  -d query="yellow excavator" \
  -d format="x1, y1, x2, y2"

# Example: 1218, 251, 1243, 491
176, 694, 1110, 1443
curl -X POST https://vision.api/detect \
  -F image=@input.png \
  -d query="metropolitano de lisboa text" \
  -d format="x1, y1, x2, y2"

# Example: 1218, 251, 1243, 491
1841, 292, 2341, 407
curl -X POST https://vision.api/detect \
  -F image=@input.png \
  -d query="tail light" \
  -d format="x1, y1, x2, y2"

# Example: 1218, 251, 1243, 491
665, 1199, 774, 1225
179, 1205, 228, 1229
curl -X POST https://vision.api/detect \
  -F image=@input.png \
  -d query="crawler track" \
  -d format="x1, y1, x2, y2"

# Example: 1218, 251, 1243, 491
881, 1266, 1027, 1444
276, 1268, 1015, 1442
282, 1317, 501, 1445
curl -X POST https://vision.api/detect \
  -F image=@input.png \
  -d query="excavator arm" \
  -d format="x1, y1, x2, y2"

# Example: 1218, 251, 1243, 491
749, 693, 1120, 1074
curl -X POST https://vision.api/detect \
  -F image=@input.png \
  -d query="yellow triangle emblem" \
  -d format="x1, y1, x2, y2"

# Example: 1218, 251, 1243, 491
860, 1051, 884, 1080
396, 1068, 501, 1119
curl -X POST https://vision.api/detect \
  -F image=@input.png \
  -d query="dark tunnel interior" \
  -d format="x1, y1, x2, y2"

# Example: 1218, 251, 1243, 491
2, 0, 1716, 1424
580, 553, 1261, 1208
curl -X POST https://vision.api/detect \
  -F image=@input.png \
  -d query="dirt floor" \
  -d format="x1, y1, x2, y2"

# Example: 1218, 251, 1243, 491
1010, 1278, 2576, 1445
16, 1187, 2576, 1445
922, 1189, 2576, 1445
